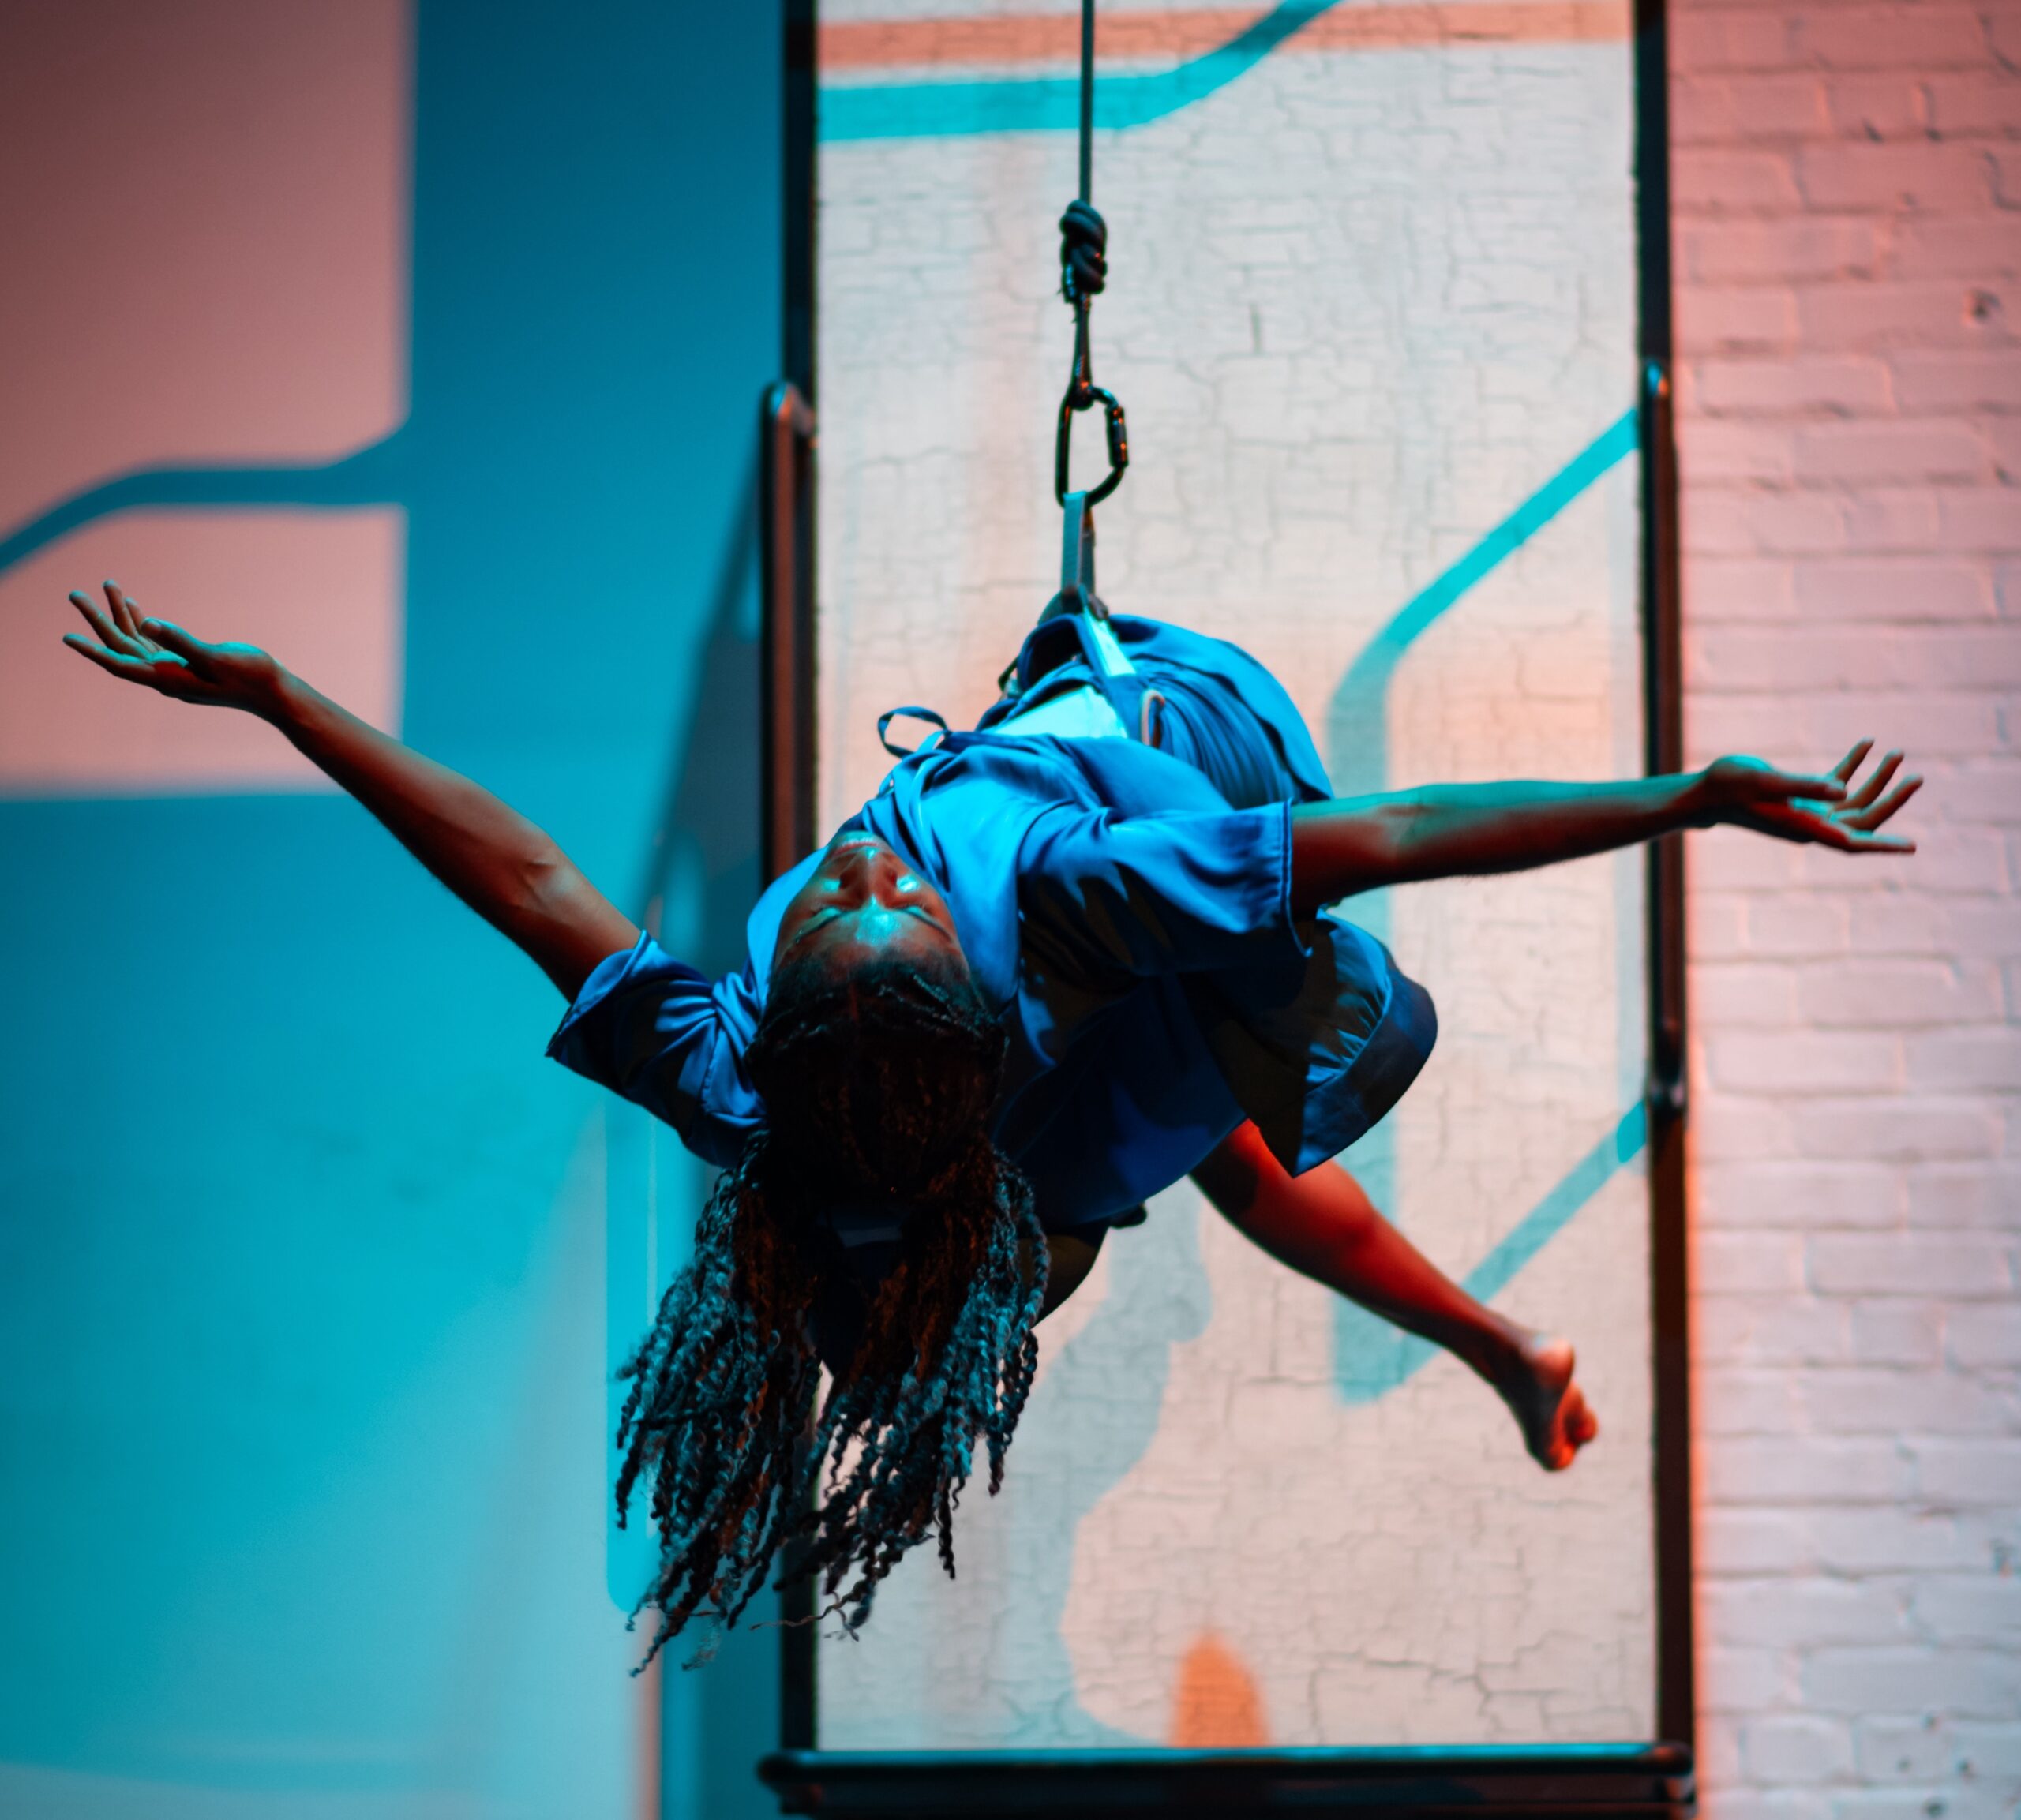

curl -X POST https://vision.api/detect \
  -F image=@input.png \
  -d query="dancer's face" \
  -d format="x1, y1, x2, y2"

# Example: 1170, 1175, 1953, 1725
771, 834, 966, 983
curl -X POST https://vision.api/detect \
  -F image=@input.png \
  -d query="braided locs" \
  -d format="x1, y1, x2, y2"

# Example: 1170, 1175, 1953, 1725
613, 953, 1047, 1666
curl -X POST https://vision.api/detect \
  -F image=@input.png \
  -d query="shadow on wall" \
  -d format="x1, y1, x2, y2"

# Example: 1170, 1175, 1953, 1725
617, 455, 776, 1818
0, 0, 779, 1814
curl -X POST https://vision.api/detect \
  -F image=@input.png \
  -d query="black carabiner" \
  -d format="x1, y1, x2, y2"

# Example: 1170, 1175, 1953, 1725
1055, 300, 1130, 505
1055, 384, 1129, 506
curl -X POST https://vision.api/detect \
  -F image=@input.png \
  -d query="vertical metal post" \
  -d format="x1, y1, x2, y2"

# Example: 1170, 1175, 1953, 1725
772, 0, 823, 1752
761, 376, 819, 1754
772, 2, 821, 1747
760, 377, 819, 1767
759, 382, 817, 890
1636, 0, 1695, 1755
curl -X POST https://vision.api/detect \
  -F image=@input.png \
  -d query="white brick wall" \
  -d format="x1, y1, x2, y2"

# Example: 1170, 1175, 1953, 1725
1674, 2, 2021, 1812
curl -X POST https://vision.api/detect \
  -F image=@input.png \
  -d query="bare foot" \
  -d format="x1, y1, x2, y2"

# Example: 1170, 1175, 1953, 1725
1494, 1332, 1599, 1471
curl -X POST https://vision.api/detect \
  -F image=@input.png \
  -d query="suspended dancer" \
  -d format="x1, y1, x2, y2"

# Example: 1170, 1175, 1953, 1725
61, 571, 1919, 1660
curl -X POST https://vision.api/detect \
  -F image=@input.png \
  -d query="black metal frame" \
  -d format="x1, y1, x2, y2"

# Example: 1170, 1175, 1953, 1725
1633, 0, 1696, 1759
760, 1745, 1694, 1817
760, 379, 816, 889
768, 0, 823, 1758
762, 0, 1691, 1803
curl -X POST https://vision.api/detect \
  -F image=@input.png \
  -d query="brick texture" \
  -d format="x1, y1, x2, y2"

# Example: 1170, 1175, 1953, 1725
1674, 3, 2021, 1814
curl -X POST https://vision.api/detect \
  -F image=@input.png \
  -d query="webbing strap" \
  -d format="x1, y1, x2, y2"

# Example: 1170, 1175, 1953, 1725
876, 704, 950, 758
1056, 490, 1134, 672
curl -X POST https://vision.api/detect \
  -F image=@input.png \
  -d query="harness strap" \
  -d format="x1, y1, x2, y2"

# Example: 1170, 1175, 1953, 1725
876, 704, 950, 758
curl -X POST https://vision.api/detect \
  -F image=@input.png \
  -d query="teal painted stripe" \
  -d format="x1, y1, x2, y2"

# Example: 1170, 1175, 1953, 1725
1468, 1099, 1648, 1305
1330, 404, 1645, 1406
820, 0, 1342, 142
1334, 1101, 1648, 1404
1355, 408, 1640, 706
1326, 408, 1640, 807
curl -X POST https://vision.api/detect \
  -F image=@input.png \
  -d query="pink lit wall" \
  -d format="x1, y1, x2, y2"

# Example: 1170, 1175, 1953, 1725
1674, 2, 2020, 1809
0, 3, 786, 1814
0, 0, 408, 792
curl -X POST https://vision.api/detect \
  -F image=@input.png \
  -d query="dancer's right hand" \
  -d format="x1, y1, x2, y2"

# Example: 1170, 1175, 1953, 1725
63, 582, 285, 718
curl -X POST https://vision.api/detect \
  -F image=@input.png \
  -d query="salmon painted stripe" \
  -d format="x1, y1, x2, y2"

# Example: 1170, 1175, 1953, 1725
820, 2, 1629, 72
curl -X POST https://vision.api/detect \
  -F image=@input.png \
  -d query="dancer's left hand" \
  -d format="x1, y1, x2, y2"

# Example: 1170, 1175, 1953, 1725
1702, 740, 1920, 853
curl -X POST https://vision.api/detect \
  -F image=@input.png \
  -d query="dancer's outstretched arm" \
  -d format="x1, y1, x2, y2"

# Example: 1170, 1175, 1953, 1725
63, 583, 639, 996
1290, 743, 1918, 914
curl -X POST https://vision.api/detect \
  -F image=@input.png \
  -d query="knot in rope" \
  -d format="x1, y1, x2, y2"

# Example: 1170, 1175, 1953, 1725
1059, 199, 1108, 305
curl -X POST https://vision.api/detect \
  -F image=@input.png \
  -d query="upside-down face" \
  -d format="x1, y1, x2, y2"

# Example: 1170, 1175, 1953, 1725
771, 833, 968, 983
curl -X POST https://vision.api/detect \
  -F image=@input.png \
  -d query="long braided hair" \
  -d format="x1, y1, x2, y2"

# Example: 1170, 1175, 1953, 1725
613, 950, 1047, 1665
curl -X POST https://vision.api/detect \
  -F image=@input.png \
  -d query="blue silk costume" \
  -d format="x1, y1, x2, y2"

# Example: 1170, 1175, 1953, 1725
548, 618, 1436, 1235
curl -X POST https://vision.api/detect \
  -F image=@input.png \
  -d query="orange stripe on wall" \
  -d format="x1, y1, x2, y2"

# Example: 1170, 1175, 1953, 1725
820, 2, 1629, 72
1168, 1632, 1271, 1749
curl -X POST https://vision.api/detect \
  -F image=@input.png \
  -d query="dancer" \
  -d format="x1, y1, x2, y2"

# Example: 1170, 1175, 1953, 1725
62, 582, 1918, 1656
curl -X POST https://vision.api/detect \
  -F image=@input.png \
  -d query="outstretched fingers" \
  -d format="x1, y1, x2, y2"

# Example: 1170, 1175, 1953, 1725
1846, 773, 1922, 836
106, 581, 146, 644
62, 585, 211, 701
62, 634, 170, 688
1827, 742, 1921, 849
62, 590, 280, 713
1829, 738, 1874, 787
1719, 743, 1920, 856
68, 588, 141, 656
1843, 747, 1903, 813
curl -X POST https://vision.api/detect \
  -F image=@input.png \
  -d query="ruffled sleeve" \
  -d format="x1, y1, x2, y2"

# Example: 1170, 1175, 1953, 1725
1015, 799, 1310, 991
546, 934, 763, 1167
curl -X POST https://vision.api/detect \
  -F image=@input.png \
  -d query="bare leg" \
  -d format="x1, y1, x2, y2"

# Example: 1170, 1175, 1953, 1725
1190, 1122, 1599, 1470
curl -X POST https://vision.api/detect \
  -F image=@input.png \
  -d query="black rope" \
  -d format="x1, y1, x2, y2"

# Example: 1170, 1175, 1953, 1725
1053, 0, 1128, 507
1078, 0, 1095, 203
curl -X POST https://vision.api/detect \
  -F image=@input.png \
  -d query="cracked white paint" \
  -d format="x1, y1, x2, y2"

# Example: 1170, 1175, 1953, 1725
814, 2, 1655, 1747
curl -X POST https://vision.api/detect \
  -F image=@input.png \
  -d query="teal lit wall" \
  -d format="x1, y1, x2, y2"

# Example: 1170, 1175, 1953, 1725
0, 2, 778, 1813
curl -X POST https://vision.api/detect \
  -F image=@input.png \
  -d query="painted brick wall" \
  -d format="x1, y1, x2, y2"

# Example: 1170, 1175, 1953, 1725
1671, 2, 2021, 1812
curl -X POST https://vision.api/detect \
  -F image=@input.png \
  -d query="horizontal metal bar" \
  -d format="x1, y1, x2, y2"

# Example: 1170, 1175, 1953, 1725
759, 1742, 1696, 1818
